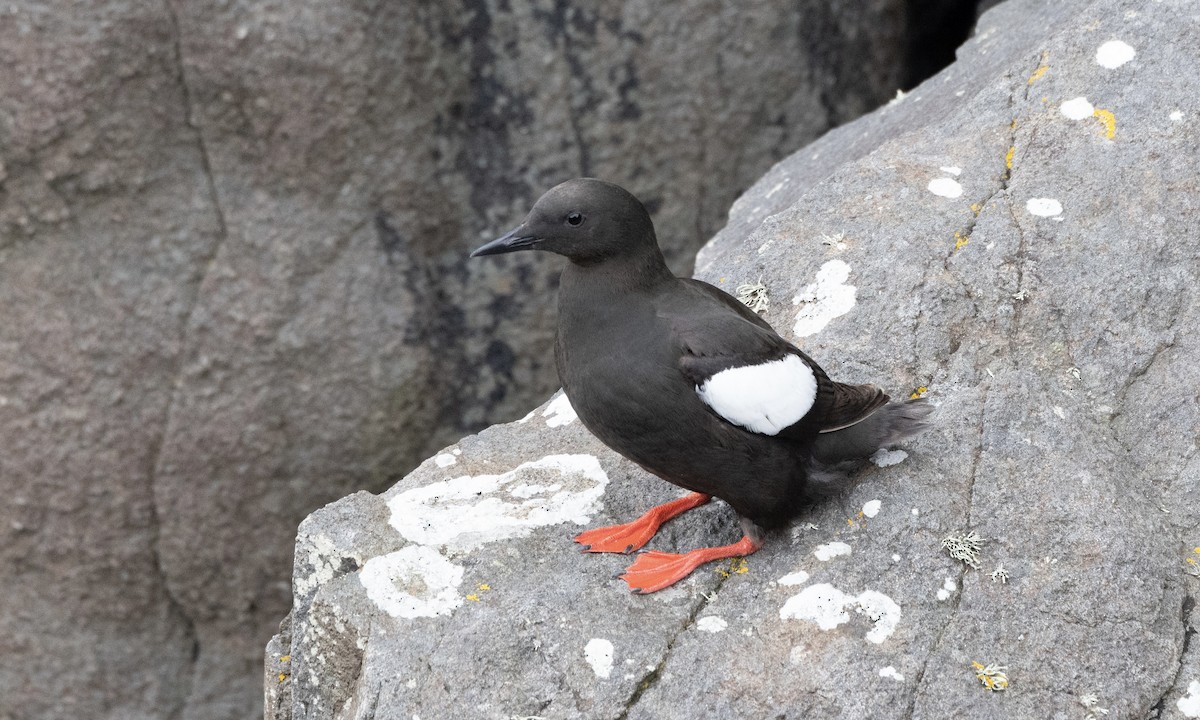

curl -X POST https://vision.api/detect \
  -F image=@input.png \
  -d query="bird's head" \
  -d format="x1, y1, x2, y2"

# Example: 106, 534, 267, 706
471, 178, 658, 265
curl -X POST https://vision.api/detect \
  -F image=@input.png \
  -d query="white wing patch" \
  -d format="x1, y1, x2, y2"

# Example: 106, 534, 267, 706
695, 354, 817, 435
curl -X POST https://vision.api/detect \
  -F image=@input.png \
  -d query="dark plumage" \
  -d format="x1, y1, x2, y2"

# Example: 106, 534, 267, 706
472, 178, 931, 592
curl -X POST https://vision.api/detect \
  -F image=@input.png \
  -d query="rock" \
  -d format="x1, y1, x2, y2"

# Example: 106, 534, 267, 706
0, 3, 225, 719
269, 0, 1200, 717
0, 1, 966, 717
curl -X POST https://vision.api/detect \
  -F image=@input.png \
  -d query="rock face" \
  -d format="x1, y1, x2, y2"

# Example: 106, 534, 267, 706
268, 0, 1200, 717
0, 1, 960, 718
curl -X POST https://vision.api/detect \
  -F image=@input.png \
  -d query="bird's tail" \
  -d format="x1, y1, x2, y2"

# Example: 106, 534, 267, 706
801, 398, 933, 500
811, 397, 932, 464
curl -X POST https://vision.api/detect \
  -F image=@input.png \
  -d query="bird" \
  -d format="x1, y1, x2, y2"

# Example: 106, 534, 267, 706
471, 178, 931, 593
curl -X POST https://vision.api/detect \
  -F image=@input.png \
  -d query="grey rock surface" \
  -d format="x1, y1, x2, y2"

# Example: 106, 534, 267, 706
269, 0, 1200, 717
0, 1, 940, 718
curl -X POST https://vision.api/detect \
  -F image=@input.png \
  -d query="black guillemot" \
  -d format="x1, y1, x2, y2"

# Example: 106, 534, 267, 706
472, 178, 931, 593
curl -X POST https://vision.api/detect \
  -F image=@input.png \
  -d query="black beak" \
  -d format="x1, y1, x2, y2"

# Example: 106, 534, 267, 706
470, 226, 540, 257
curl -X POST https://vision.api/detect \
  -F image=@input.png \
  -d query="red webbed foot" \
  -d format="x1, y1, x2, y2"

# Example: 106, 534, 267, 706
574, 492, 711, 553
618, 534, 762, 594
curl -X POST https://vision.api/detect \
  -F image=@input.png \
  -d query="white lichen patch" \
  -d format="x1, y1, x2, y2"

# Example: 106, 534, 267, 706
856, 592, 902, 643
879, 666, 905, 682
871, 448, 908, 467
778, 570, 810, 586
542, 392, 578, 427
780, 584, 845, 629
793, 260, 856, 337
942, 531, 984, 569
1179, 680, 1200, 718
927, 177, 964, 199
736, 278, 770, 314
819, 232, 847, 250
1096, 39, 1135, 69
585, 638, 614, 678
1080, 691, 1110, 719
295, 533, 363, 597
991, 565, 1010, 584
779, 583, 902, 644
1171, 110, 1185, 122
862, 500, 882, 518
359, 546, 464, 619
939, 166, 962, 176
434, 453, 457, 468
696, 616, 728, 633
509, 482, 563, 498
1060, 97, 1095, 120
814, 541, 852, 561
1026, 197, 1063, 218
387, 454, 608, 551
936, 577, 957, 601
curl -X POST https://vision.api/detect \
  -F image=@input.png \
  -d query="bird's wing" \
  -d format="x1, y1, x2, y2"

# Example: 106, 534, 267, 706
669, 279, 890, 436
665, 282, 835, 437
818, 382, 890, 433
679, 278, 776, 331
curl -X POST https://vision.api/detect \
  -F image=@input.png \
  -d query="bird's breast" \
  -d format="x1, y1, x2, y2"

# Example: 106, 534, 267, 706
556, 305, 683, 438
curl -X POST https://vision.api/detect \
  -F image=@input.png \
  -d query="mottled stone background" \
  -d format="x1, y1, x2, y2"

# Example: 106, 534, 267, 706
0, 1, 982, 717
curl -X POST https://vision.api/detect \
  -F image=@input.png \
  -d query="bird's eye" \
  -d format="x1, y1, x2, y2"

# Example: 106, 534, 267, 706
566, 212, 584, 227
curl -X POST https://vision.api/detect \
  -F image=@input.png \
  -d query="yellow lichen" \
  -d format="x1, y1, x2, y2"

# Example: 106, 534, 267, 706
954, 231, 969, 251
1005, 146, 1015, 170
1027, 65, 1049, 85
973, 661, 1009, 691
910, 386, 928, 399
477, 583, 491, 591
278, 673, 287, 683
970, 203, 981, 215
718, 558, 750, 577
1093, 108, 1116, 139
279, 655, 291, 663
466, 593, 480, 602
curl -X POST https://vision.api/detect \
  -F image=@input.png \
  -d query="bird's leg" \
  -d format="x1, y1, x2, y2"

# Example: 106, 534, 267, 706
618, 518, 764, 594
574, 492, 712, 554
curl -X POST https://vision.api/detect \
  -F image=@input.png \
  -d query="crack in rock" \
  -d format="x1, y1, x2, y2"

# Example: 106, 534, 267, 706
1150, 593, 1196, 718
903, 382, 989, 719
616, 573, 732, 719
147, 2, 235, 716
